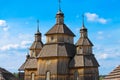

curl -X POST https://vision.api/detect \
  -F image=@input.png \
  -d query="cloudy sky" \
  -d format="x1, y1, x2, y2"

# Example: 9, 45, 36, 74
0, 0, 120, 75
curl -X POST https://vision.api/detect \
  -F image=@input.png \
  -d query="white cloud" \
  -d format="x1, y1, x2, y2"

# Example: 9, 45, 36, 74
0, 51, 26, 72
97, 31, 104, 40
0, 20, 7, 26
94, 45, 120, 60
0, 44, 19, 51
98, 18, 107, 24
97, 36, 104, 40
98, 31, 103, 35
76, 28, 80, 31
85, 12, 108, 24
21, 40, 32, 48
97, 53, 108, 59
0, 20, 9, 31
42, 36, 46, 43
96, 31, 112, 40
94, 47, 120, 74
3, 26, 9, 31
21, 41, 32, 46
0, 40, 32, 51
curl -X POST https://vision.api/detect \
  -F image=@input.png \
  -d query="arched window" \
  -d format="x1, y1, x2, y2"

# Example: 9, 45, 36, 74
74, 71, 79, 80
46, 71, 50, 80
31, 73, 35, 80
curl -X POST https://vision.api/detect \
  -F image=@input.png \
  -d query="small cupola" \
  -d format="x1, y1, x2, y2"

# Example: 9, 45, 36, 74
76, 15, 93, 47
35, 20, 42, 42
80, 15, 88, 38
56, 10, 64, 24
56, 0, 64, 24
29, 20, 43, 57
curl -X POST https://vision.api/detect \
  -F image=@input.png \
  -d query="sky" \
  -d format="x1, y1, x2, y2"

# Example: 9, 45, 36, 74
0, 0, 120, 75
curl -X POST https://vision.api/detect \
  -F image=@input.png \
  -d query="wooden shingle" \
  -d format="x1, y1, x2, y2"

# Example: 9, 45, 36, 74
30, 41, 43, 50
37, 43, 76, 58
45, 24, 75, 36
104, 65, 120, 80
76, 37, 93, 46
19, 58, 37, 70
69, 54, 99, 68
0, 67, 18, 80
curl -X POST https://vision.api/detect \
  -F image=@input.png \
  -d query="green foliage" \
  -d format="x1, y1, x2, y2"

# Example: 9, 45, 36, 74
99, 75, 106, 80
13, 72, 19, 78
99, 77, 103, 80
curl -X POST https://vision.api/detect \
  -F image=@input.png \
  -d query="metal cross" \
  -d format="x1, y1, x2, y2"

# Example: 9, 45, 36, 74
82, 14, 85, 25
58, 0, 61, 11
37, 19, 40, 32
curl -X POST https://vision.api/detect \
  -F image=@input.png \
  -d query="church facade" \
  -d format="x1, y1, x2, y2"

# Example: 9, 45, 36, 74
19, 8, 99, 80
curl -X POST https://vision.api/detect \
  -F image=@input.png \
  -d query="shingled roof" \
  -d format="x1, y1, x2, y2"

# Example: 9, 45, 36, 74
0, 67, 18, 80
30, 29, 43, 50
30, 41, 43, 50
69, 54, 99, 68
45, 24, 75, 36
76, 37, 93, 46
37, 43, 76, 58
104, 65, 120, 80
19, 58, 37, 71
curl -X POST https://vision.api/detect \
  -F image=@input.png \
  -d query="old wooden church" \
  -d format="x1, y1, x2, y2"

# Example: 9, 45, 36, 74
18, 5, 99, 80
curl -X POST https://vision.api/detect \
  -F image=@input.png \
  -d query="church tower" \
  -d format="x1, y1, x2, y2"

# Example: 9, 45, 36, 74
19, 21, 43, 80
37, 3, 76, 80
29, 20, 43, 57
69, 15, 99, 80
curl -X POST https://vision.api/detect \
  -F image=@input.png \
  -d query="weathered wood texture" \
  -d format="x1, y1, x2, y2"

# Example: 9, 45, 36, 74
19, 9, 99, 80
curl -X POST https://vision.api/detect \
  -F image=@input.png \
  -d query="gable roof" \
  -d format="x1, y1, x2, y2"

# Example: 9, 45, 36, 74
45, 24, 75, 36
0, 67, 18, 80
19, 58, 37, 71
104, 65, 120, 80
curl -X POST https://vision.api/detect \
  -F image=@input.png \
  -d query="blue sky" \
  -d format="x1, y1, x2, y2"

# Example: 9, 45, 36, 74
0, 0, 120, 75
